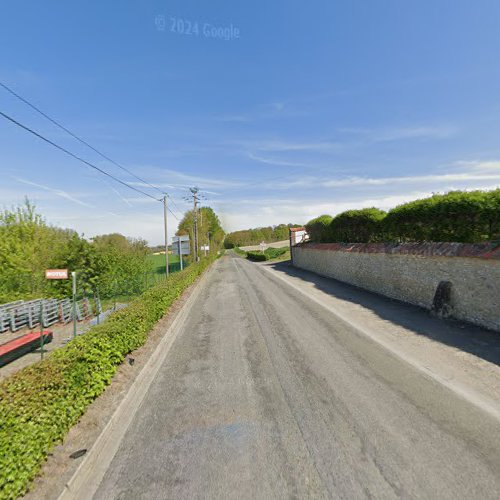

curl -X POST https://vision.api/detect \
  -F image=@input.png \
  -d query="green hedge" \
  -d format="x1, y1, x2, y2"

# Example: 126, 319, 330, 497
383, 190, 499, 243
305, 215, 333, 242
330, 208, 386, 243
246, 251, 267, 261
246, 247, 288, 261
0, 256, 216, 499
305, 190, 499, 244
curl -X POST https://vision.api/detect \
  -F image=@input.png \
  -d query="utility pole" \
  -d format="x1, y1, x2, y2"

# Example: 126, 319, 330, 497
163, 195, 169, 277
190, 187, 199, 262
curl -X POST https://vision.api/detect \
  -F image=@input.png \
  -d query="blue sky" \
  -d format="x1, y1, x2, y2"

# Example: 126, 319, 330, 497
1, 1, 499, 244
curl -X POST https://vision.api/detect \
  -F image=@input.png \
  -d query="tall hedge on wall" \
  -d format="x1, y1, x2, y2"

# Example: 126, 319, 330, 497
305, 189, 499, 244
383, 190, 499, 242
305, 215, 333, 242
330, 208, 386, 243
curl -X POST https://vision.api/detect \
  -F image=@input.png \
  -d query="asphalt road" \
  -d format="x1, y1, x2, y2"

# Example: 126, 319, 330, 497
91, 254, 500, 499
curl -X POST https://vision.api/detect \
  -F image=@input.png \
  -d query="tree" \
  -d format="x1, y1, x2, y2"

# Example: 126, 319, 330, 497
224, 223, 301, 248
177, 206, 225, 261
0, 200, 153, 303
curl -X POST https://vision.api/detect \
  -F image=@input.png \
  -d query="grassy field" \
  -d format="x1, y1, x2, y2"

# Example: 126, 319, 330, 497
99, 253, 184, 312
148, 253, 181, 274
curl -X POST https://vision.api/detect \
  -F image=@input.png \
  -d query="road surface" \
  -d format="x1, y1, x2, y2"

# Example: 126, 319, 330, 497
85, 254, 500, 499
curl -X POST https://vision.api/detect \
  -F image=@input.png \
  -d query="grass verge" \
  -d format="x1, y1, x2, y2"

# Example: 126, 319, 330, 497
0, 256, 216, 499
231, 247, 247, 257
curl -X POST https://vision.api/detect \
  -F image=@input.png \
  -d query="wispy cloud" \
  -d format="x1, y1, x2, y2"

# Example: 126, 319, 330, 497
129, 167, 242, 190
211, 99, 310, 124
253, 140, 341, 153
452, 160, 500, 172
100, 179, 134, 207
121, 197, 159, 205
247, 153, 313, 168
271, 102, 285, 112
250, 163, 500, 191
13, 177, 94, 208
338, 124, 458, 143
323, 171, 500, 188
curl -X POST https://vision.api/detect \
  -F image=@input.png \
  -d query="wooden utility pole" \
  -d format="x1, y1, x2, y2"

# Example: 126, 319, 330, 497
190, 187, 200, 262
163, 195, 169, 277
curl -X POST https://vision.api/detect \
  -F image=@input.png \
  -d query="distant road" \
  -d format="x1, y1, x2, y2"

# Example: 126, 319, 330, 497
75, 253, 500, 499
239, 239, 289, 251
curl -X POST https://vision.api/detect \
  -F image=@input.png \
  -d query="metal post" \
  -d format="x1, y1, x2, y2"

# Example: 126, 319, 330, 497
163, 195, 169, 278
178, 237, 184, 271
95, 287, 100, 325
72, 271, 77, 338
39, 301, 45, 360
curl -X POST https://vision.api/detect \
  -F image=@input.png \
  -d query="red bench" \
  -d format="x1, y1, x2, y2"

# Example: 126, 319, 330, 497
0, 331, 53, 367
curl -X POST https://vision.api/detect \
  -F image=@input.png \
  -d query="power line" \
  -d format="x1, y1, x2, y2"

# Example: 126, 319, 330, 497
166, 193, 183, 215
0, 81, 185, 222
166, 204, 179, 220
0, 109, 162, 202
0, 80, 166, 197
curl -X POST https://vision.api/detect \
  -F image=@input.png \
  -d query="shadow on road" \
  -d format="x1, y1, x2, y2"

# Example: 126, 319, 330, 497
267, 260, 500, 368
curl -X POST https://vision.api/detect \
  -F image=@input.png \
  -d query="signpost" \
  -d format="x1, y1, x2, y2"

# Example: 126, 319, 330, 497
172, 235, 190, 271
43, 269, 69, 357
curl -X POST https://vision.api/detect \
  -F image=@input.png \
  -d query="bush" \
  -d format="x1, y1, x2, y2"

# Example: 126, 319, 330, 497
330, 208, 386, 243
224, 224, 300, 248
0, 256, 216, 498
245, 247, 288, 262
383, 189, 499, 243
305, 215, 333, 242
246, 251, 267, 261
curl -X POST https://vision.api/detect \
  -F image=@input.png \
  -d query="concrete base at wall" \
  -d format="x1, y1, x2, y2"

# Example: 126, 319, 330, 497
292, 242, 500, 332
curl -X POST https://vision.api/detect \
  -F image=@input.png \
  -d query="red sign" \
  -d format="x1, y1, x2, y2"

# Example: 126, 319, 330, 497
45, 269, 69, 280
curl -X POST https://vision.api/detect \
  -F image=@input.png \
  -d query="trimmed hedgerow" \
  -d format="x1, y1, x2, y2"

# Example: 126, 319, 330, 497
305, 190, 499, 244
383, 189, 499, 243
246, 251, 267, 261
0, 256, 216, 499
305, 215, 333, 243
330, 208, 386, 243
245, 247, 288, 262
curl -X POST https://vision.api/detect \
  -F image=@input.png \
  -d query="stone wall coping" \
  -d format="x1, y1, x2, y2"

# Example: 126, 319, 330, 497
299, 241, 500, 260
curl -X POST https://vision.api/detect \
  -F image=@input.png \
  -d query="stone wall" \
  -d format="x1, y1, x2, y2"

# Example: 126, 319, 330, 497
292, 242, 500, 331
